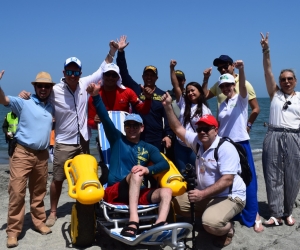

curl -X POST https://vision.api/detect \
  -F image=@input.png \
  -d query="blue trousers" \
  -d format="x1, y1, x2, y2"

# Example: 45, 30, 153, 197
235, 140, 259, 227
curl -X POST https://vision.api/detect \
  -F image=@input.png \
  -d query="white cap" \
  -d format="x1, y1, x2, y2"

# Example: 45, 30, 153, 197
64, 57, 82, 69
101, 63, 125, 89
218, 73, 235, 85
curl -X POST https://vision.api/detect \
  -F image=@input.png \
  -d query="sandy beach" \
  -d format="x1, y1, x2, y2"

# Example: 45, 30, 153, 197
1, 154, 300, 250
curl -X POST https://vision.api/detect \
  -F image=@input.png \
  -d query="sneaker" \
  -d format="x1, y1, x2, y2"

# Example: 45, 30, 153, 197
7, 237, 18, 248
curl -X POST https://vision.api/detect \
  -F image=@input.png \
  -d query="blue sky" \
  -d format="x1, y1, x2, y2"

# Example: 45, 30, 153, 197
1, 0, 300, 97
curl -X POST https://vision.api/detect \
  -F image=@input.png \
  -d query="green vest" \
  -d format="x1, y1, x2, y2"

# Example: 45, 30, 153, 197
7, 112, 18, 133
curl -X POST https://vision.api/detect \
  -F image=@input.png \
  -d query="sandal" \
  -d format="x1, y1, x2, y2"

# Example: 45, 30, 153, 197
285, 215, 295, 226
120, 221, 139, 237
151, 221, 167, 229
213, 223, 235, 247
263, 217, 283, 227
253, 219, 264, 233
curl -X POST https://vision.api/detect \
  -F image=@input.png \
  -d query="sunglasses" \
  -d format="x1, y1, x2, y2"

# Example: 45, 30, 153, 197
283, 101, 291, 110
35, 84, 52, 89
124, 123, 141, 129
104, 72, 119, 78
219, 83, 233, 89
217, 64, 230, 72
280, 77, 294, 82
65, 70, 81, 76
196, 126, 215, 133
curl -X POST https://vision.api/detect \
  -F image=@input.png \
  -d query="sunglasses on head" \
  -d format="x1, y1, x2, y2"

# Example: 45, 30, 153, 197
65, 70, 81, 76
283, 101, 291, 110
280, 77, 294, 82
35, 84, 52, 89
217, 64, 230, 72
124, 123, 141, 129
104, 72, 119, 78
219, 83, 233, 89
196, 126, 215, 133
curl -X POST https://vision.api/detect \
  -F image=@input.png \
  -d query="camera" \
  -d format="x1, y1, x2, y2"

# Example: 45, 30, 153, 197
182, 163, 197, 192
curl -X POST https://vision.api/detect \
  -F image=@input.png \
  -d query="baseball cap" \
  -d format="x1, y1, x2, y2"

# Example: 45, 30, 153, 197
175, 70, 185, 80
143, 65, 158, 76
124, 114, 143, 124
64, 57, 82, 69
195, 114, 218, 128
218, 73, 235, 86
213, 55, 233, 66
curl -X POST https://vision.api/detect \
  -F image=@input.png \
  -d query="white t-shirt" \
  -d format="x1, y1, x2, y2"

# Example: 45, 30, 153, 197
184, 132, 246, 201
177, 96, 211, 146
218, 93, 249, 142
52, 60, 106, 144
269, 90, 300, 129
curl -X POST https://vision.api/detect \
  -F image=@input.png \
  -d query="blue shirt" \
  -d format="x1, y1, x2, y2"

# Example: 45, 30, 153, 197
92, 95, 169, 186
7, 94, 53, 150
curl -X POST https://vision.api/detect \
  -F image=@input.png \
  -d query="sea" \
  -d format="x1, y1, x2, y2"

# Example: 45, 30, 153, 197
0, 97, 270, 164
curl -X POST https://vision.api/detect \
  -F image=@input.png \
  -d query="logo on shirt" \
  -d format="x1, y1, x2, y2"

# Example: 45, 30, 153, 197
137, 147, 149, 164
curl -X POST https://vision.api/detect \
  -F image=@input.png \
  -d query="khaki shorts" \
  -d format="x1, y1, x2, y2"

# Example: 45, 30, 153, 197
52, 135, 89, 181
173, 192, 245, 228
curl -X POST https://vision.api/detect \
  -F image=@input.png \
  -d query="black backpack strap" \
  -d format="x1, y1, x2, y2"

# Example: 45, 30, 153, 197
214, 137, 233, 193
214, 137, 227, 161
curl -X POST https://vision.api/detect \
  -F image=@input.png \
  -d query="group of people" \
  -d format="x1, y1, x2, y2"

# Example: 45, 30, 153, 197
0, 32, 299, 248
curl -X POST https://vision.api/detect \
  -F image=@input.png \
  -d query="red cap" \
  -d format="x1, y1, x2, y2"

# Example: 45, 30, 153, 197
195, 115, 218, 128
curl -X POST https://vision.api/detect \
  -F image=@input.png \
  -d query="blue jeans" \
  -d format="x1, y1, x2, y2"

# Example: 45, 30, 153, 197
174, 139, 196, 173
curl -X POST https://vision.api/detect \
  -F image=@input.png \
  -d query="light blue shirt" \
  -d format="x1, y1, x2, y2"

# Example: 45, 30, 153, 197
7, 94, 53, 150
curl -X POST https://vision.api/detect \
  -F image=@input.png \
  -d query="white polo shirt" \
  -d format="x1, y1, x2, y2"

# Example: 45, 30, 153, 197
184, 132, 246, 201
218, 93, 249, 142
52, 60, 106, 144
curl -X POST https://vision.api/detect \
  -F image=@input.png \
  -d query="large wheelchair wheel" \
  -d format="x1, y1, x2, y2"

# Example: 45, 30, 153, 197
71, 201, 96, 247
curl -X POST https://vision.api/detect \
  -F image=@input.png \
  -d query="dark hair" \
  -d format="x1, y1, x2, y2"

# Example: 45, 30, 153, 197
183, 82, 209, 127
279, 69, 297, 82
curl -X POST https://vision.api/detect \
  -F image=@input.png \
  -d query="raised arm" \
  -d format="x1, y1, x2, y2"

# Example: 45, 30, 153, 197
170, 60, 182, 102
105, 40, 119, 63
260, 32, 278, 98
0, 71, 10, 105
116, 35, 141, 92
202, 67, 215, 99
86, 82, 120, 143
161, 92, 186, 142
235, 60, 247, 98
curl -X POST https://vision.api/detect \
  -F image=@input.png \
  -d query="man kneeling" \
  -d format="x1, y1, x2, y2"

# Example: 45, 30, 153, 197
161, 92, 246, 247
87, 82, 172, 238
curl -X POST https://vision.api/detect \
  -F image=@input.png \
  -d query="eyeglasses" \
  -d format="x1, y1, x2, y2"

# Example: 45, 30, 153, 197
217, 64, 230, 72
283, 101, 291, 110
196, 126, 215, 133
219, 83, 233, 89
65, 70, 81, 76
124, 123, 141, 129
104, 72, 119, 78
280, 77, 294, 82
35, 84, 52, 89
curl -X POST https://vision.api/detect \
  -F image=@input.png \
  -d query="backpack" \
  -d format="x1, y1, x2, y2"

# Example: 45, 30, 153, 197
196, 137, 252, 186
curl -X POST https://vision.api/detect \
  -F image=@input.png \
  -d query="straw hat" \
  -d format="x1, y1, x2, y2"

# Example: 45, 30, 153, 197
31, 72, 55, 86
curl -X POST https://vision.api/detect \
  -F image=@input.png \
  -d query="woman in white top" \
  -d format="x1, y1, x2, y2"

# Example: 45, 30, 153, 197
217, 61, 263, 233
260, 32, 300, 227
170, 60, 211, 173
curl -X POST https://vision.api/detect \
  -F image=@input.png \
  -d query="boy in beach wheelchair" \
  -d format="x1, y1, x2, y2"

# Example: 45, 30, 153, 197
63, 82, 192, 249
64, 152, 191, 249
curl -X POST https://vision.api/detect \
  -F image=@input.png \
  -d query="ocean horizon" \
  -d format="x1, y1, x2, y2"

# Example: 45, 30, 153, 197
0, 97, 270, 164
